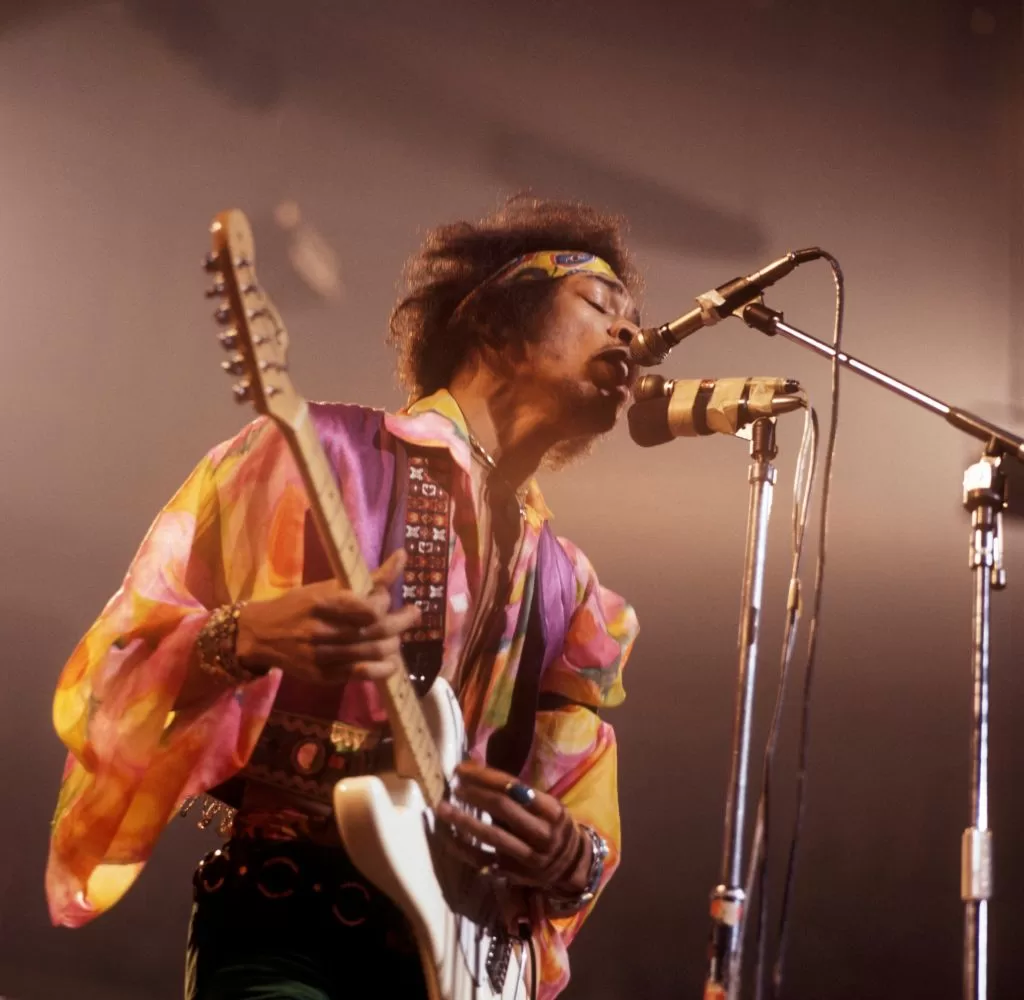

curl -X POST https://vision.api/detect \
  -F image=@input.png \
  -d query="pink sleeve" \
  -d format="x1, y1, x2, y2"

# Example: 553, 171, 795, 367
46, 421, 283, 927
525, 538, 638, 999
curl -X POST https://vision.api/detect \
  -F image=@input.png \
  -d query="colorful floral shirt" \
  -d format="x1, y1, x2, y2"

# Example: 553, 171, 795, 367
47, 390, 638, 998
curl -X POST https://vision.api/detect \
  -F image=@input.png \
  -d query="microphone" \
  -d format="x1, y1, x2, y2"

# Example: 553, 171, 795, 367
628, 374, 807, 447
629, 248, 823, 367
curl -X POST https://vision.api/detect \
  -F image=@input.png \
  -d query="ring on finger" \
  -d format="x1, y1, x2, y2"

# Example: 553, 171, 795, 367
504, 780, 537, 811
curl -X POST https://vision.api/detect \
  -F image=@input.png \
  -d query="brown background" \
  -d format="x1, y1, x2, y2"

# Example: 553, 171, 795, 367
2, 1, 1023, 997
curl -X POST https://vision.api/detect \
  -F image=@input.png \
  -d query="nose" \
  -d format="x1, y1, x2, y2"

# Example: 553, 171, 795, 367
612, 320, 639, 346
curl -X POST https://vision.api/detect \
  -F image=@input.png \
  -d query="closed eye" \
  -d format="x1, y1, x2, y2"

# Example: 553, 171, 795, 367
586, 298, 611, 316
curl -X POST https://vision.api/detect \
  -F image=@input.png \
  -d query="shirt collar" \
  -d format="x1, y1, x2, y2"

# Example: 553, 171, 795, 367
384, 389, 553, 525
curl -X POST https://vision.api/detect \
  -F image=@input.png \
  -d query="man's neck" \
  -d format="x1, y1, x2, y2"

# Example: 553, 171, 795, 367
447, 363, 555, 492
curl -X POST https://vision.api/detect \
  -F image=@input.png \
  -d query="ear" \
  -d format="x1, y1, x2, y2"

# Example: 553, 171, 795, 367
480, 336, 527, 375
448, 343, 514, 391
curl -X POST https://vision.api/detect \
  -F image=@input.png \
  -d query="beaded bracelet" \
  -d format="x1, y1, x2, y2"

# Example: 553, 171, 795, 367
195, 602, 259, 686
546, 825, 609, 916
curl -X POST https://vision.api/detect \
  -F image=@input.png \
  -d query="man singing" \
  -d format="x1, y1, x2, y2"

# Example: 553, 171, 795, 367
47, 197, 642, 999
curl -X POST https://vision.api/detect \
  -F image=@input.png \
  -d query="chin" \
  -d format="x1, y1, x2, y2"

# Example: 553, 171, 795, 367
592, 390, 627, 431
564, 398, 619, 436
550, 380, 622, 436
543, 396, 619, 470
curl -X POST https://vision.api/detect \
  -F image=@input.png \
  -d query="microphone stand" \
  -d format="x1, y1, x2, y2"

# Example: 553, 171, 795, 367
736, 300, 1013, 1000
705, 416, 778, 1000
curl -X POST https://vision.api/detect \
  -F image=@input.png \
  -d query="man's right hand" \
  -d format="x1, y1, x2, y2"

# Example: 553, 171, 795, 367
234, 548, 420, 685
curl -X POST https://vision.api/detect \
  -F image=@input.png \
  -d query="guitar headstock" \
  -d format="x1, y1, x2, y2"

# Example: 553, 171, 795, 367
205, 209, 303, 427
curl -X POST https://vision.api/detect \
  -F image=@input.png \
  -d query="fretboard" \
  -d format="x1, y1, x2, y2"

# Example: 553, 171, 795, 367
279, 403, 446, 806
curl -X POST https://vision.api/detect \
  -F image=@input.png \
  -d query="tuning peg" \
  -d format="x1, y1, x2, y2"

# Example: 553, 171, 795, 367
221, 355, 247, 376
233, 381, 251, 402
203, 252, 221, 273
218, 329, 238, 350
213, 305, 233, 324
247, 307, 270, 321
233, 256, 251, 268
205, 278, 226, 298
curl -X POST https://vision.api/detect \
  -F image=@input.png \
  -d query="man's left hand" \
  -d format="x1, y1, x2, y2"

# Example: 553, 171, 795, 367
435, 761, 590, 895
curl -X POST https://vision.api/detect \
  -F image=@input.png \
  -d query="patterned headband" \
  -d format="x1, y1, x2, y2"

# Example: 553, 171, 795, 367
449, 250, 623, 331
488, 249, 620, 286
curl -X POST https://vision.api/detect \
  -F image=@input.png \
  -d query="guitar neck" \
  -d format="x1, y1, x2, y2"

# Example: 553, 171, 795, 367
284, 404, 446, 807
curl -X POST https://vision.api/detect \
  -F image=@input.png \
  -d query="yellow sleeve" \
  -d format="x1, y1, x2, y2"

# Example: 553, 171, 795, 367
524, 537, 638, 999
46, 419, 292, 927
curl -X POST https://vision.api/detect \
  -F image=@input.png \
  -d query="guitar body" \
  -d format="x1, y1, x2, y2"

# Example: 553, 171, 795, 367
206, 209, 532, 1000
334, 679, 531, 1000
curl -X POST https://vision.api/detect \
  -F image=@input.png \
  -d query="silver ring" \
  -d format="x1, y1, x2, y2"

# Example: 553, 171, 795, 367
505, 780, 537, 811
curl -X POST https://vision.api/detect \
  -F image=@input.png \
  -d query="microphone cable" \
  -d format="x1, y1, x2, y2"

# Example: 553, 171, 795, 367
745, 402, 818, 1000
771, 250, 845, 998
741, 251, 846, 1000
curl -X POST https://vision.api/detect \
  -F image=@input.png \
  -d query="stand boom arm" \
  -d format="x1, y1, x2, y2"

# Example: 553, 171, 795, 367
740, 302, 1024, 462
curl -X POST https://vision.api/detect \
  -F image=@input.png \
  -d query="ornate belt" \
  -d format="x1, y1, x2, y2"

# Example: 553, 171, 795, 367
241, 709, 395, 807
181, 711, 395, 833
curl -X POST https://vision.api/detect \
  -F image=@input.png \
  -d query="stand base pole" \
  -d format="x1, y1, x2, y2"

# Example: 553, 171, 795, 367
962, 827, 992, 1000
704, 419, 778, 1000
961, 453, 1005, 1000
963, 896, 989, 1000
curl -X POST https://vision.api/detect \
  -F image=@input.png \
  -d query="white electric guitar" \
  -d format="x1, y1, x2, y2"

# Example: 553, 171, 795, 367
205, 209, 533, 1000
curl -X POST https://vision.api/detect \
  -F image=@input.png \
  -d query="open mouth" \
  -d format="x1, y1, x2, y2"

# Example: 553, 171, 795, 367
594, 348, 636, 394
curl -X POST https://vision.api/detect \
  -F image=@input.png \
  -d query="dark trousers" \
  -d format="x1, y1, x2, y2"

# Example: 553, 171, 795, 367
185, 839, 426, 1000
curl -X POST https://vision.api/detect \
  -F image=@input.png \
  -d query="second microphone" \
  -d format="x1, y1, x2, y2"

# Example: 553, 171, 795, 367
628, 375, 807, 447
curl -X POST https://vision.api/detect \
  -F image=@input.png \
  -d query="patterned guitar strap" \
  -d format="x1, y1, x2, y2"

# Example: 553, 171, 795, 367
398, 448, 453, 694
